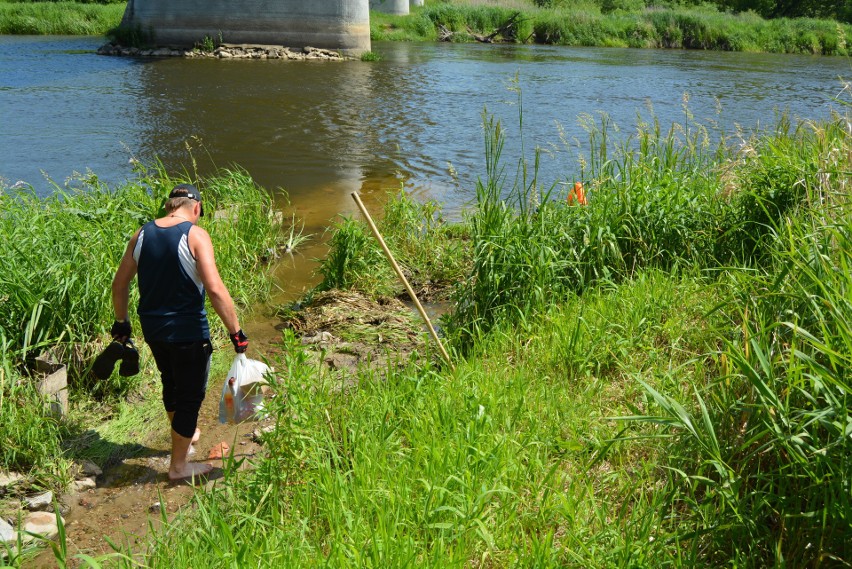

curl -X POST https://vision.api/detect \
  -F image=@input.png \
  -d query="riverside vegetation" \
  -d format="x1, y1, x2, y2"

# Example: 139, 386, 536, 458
374, 1, 852, 55
3, 81, 846, 566
1, 0, 851, 56
0, 0, 123, 35
0, 164, 289, 537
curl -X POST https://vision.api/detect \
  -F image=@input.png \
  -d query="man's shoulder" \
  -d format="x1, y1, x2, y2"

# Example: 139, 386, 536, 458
187, 225, 213, 253
129, 225, 144, 243
188, 224, 211, 239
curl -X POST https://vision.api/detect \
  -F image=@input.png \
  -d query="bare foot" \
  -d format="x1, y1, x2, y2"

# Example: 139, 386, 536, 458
168, 461, 212, 481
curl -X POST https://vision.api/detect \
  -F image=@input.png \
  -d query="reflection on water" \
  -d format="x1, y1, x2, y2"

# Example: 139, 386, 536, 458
136, 57, 383, 217
1, 36, 848, 297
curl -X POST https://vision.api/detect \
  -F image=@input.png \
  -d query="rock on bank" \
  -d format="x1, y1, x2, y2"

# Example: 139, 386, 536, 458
97, 43, 346, 60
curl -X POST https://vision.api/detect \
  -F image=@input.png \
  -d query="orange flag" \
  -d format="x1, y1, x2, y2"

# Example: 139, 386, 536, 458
567, 181, 587, 206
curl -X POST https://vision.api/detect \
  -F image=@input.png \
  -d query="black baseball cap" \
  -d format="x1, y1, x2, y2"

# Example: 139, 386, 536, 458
168, 183, 204, 217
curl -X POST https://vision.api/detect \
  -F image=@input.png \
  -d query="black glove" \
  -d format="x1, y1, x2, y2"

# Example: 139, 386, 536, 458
111, 320, 132, 341
230, 329, 248, 353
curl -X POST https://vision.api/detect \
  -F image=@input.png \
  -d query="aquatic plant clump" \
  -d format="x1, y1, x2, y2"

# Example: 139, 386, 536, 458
316, 189, 470, 300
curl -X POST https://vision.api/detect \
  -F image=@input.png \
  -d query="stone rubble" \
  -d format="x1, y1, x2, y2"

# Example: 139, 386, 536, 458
250, 424, 275, 444
23, 491, 53, 512
0, 472, 23, 494
301, 331, 336, 345
77, 460, 103, 478
0, 463, 102, 555
0, 517, 14, 545
22, 511, 62, 543
97, 43, 346, 61
71, 477, 97, 493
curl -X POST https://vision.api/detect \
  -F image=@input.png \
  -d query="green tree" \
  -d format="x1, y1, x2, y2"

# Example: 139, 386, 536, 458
715, 0, 852, 21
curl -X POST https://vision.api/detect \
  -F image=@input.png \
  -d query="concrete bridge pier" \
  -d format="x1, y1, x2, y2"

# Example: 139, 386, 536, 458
369, 0, 409, 15
411, 0, 424, 6
121, 0, 371, 56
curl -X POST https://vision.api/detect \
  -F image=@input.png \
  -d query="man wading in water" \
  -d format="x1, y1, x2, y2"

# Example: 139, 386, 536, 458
110, 184, 249, 480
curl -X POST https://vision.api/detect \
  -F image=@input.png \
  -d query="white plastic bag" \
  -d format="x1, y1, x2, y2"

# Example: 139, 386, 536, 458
218, 353, 270, 424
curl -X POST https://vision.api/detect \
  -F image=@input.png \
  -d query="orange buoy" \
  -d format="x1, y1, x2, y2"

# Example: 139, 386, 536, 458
567, 181, 587, 205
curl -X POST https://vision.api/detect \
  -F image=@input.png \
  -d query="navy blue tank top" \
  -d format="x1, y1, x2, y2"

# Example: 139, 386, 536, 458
133, 220, 210, 342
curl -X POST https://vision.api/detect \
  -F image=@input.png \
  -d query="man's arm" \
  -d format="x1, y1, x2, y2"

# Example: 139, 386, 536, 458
112, 230, 140, 323
190, 226, 241, 335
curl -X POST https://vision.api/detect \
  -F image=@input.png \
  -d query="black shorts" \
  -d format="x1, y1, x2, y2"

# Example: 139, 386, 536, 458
147, 340, 213, 437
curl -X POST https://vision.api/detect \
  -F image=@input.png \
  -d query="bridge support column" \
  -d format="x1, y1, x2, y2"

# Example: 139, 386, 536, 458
121, 0, 371, 56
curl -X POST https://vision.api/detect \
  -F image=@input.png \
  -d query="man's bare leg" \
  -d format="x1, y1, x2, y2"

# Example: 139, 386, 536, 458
168, 411, 200, 455
169, 429, 212, 481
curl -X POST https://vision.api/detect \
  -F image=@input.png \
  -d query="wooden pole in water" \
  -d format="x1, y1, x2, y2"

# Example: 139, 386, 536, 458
350, 192, 455, 371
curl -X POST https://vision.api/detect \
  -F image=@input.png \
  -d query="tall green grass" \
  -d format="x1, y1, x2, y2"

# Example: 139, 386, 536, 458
627, 212, 852, 565
443, 91, 847, 349
0, 1, 124, 35
98, 271, 727, 567
265, 85, 849, 566
0, 166, 284, 381
0, 165, 288, 479
317, 189, 469, 298
51, 88, 852, 569
373, 3, 852, 55
0, 175, 153, 385
20, 83, 848, 569
0, 333, 72, 485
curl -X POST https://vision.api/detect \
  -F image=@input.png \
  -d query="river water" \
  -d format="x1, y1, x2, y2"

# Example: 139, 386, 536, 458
1, 35, 849, 297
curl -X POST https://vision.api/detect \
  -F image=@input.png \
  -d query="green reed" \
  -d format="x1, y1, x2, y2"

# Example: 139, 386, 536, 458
0, 174, 152, 374
317, 189, 469, 298
445, 103, 710, 348
0, 166, 284, 359
100, 271, 725, 567
718, 114, 850, 265
372, 2, 852, 55
615, 97, 852, 564
624, 214, 852, 566
0, 331, 72, 484
0, 1, 124, 35
0, 167, 284, 383
444, 87, 851, 351
0, 164, 287, 484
